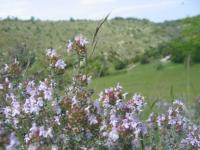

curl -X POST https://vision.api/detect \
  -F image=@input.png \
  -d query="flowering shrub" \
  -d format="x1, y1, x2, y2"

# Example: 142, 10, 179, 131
0, 34, 200, 150
147, 100, 200, 149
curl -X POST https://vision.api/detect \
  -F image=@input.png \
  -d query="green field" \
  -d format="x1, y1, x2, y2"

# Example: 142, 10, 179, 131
92, 62, 200, 104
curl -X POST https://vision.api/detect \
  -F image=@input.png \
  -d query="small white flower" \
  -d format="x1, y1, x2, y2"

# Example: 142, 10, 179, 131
67, 40, 73, 52
14, 58, 19, 64
24, 134, 30, 143
52, 145, 58, 150
11, 100, 20, 117
39, 126, 46, 137
173, 100, 184, 106
116, 99, 125, 110
157, 114, 165, 127
23, 97, 41, 114
55, 59, 66, 69
93, 100, 101, 114
109, 127, 119, 142
44, 89, 52, 100
88, 115, 98, 125
38, 81, 47, 91
122, 119, 130, 129
3, 106, 11, 118
4, 64, 9, 72
74, 35, 89, 46
39, 126, 53, 138
5, 77, 9, 83
46, 48, 57, 58
110, 109, 118, 126
6, 132, 19, 150
26, 80, 36, 95
134, 127, 141, 139
52, 101, 61, 114
28, 143, 37, 150
102, 131, 108, 137
0, 84, 3, 90
168, 118, 177, 125
8, 83, 12, 89
37, 98, 44, 107
54, 116, 61, 125
72, 96, 78, 107
45, 127, 53, 138
30, 123, 38, 133
18, 83, 22, 89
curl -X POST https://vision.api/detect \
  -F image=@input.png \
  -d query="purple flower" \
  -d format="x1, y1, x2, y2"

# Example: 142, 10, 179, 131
74, 34, 89, 46
55, 59, 66, 69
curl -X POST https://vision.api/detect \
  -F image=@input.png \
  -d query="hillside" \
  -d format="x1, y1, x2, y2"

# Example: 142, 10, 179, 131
0, 17, 179, 63
159, 15, 200, 63
0, 15, 200, 78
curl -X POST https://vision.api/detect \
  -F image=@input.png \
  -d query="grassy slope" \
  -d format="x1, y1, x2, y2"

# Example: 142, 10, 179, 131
0, 18, 176, 64
92, 63, 200, 104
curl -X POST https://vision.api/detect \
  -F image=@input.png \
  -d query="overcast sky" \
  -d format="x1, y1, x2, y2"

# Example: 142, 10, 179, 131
0, 0, 199, 22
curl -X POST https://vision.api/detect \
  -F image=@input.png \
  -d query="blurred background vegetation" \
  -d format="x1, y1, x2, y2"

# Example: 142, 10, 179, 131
0, 15, 200, 103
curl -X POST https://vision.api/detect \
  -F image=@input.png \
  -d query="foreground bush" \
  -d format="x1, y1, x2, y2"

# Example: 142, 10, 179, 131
0, 35, 200, 149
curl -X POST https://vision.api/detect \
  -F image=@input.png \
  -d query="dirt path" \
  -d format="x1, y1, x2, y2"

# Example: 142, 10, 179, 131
127, 63, 138, 71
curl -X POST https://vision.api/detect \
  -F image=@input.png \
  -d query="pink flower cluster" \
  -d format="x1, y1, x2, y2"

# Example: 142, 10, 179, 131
181, 125, 200, 149
46, 48, 66, 70
147, 100, 200, 149
147, 100, 188, 131
23, 79, 54, 114
24, 123, 53, 143
97, 84, 147, 147
67, 34, 88, 53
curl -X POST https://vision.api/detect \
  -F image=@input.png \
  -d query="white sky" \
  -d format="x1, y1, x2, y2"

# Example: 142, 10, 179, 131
0, 0, 199, 22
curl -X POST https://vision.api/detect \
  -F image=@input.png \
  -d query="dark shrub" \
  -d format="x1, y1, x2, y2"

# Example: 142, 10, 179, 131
114, 60, 128, 70
140, 55, 150, 64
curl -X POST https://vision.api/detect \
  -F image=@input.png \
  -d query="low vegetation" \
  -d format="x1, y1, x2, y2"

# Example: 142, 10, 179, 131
0, 15, 200, 149
0, 34, 200, 149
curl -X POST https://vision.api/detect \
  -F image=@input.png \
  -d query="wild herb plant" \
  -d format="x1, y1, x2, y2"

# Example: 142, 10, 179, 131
0, 34, 199, 150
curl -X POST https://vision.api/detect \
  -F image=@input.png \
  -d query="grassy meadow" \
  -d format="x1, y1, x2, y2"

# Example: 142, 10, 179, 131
92, 62, 200, 103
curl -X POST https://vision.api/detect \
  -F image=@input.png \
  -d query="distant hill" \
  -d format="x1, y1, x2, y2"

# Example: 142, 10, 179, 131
0, 17, 180, 60
0, 15, 199, 76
